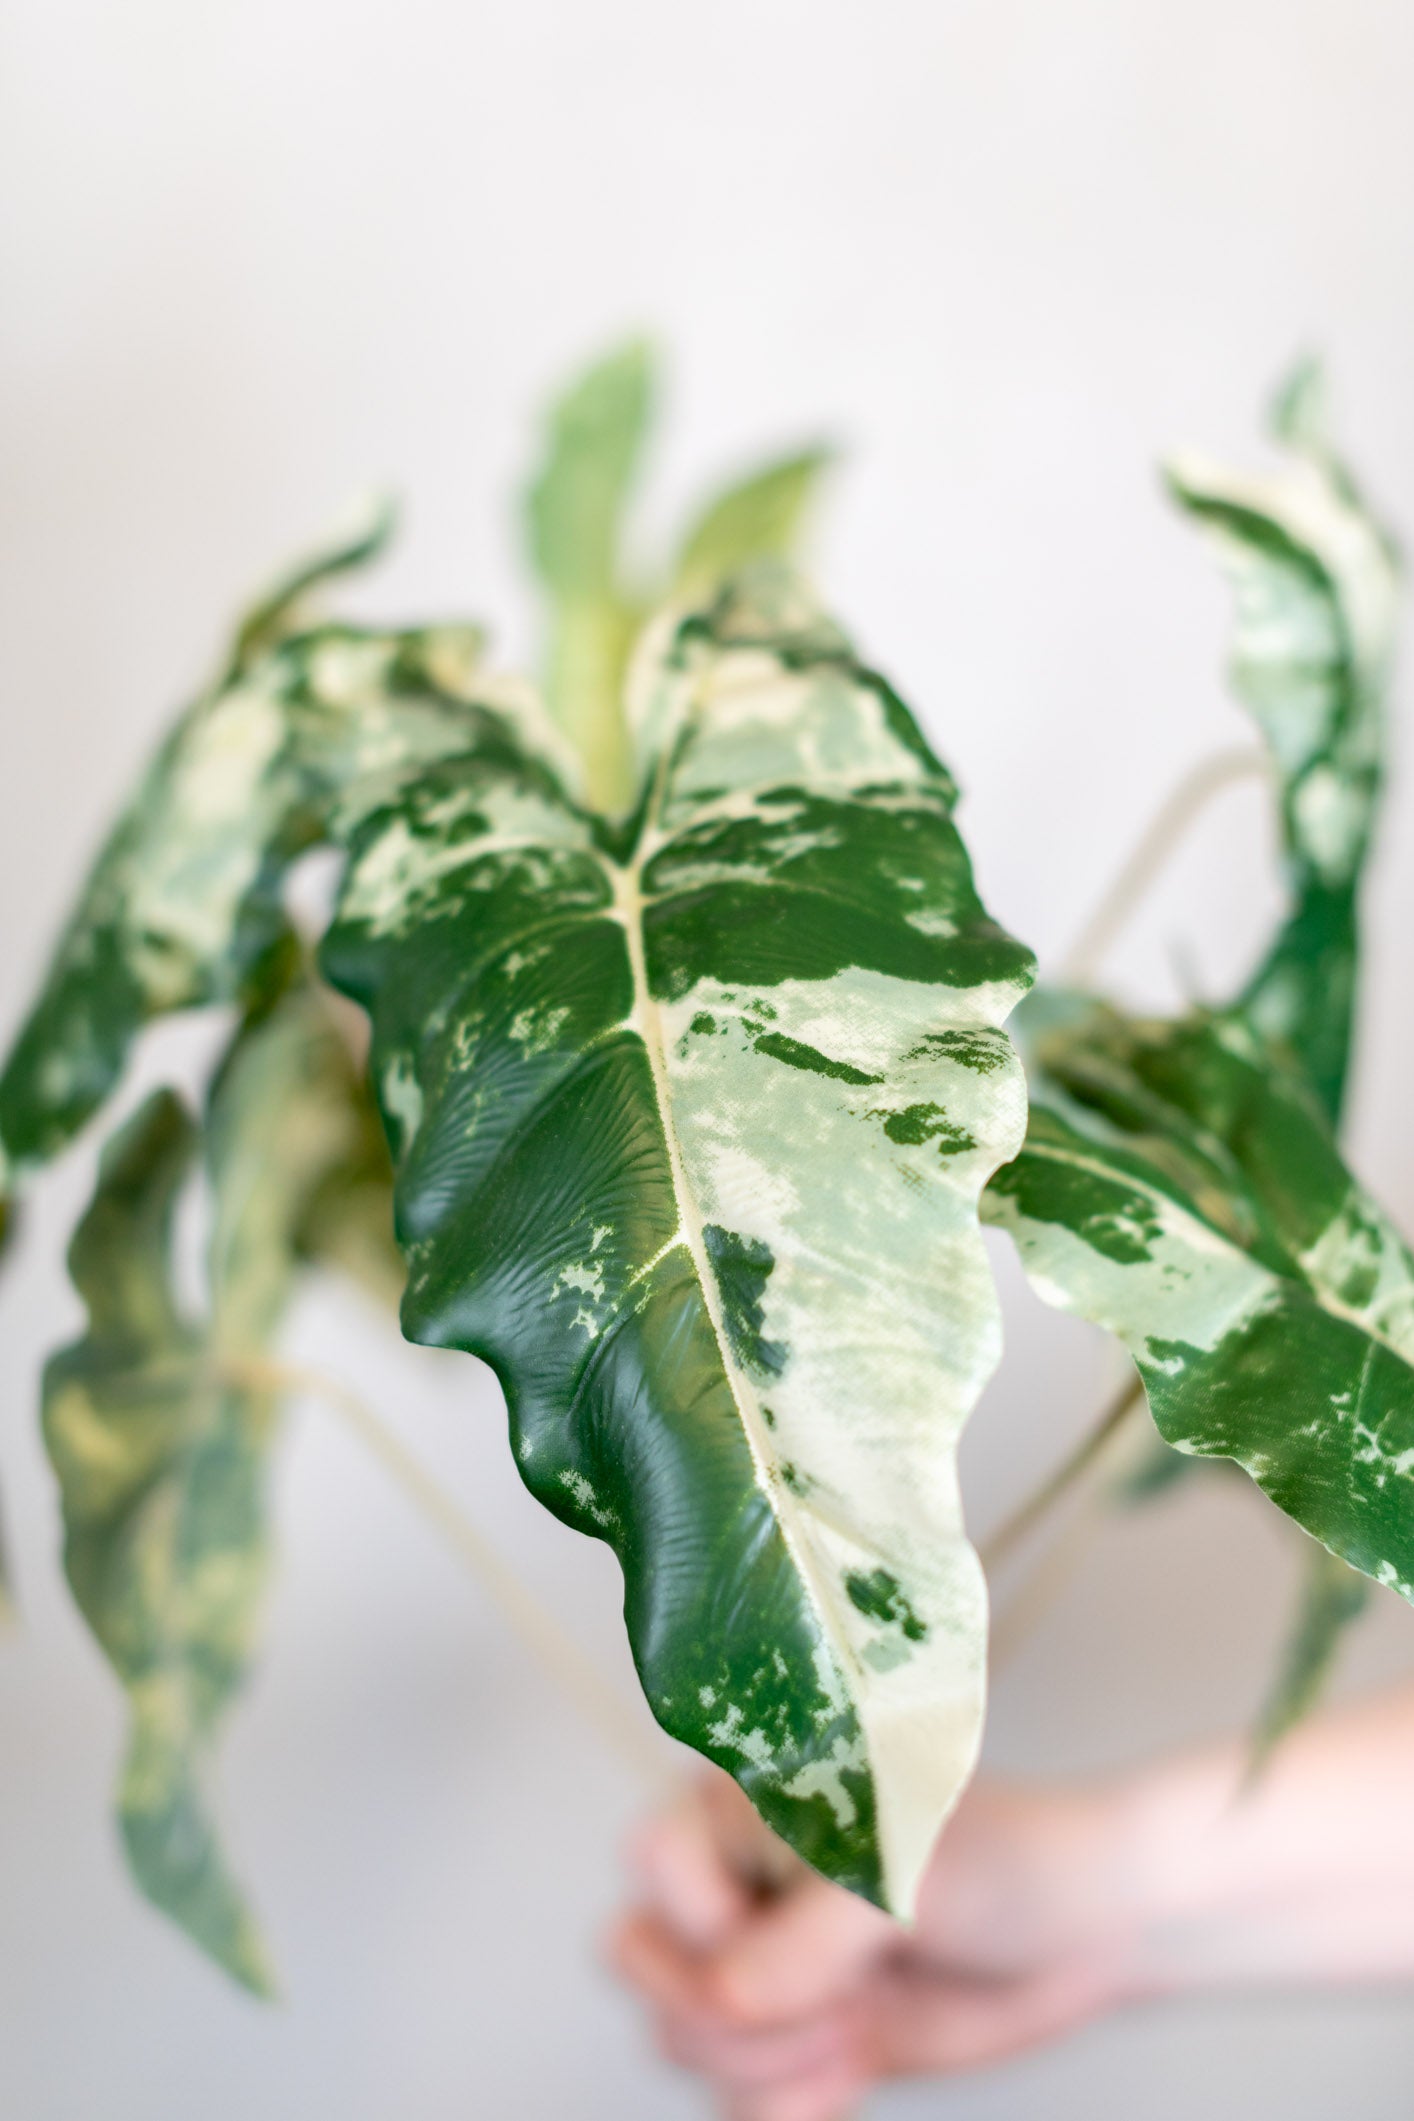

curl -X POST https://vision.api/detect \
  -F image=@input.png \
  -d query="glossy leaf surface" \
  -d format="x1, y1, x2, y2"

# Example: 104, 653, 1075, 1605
986, 996, 1414, 1605
321, 569, 1034, 1913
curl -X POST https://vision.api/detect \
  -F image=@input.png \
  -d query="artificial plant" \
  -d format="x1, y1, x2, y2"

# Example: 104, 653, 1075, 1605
0, 345, 1406, 1992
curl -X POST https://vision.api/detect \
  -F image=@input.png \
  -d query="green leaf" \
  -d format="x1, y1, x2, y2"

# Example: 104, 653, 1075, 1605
674, 448, 834, 602
1006, 377, 1402, 1735
985, 996, 1414, 1609
525, 339, 654, 601
42, 979, 383, 1990
45, 1089, 276, 1993
1165, 363, 1400, 1120
524, 340, 656, 813
320, 566, 1035, 1914
0, 536, 523, 1174
1251, 1540, 1369, 1776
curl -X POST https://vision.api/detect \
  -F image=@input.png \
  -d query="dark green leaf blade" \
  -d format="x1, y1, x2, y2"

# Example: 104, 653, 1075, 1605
321, 567, 1035, 1915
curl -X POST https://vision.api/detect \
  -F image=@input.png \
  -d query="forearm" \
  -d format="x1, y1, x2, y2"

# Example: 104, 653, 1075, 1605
1112, 1688, 1414, 1995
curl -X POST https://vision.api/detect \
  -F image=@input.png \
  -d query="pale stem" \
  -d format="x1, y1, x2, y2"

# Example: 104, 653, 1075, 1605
1062, 746, 1271, 988
980, 1374, 1144, 1578
225, 1357, 673, 1794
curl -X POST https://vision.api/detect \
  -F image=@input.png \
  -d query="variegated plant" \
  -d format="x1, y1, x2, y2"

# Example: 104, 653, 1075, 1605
1, 345, 1408, 1992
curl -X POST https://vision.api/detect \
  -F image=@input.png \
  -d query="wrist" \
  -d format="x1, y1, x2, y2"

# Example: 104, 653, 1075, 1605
1081, 1750, 1248, 2003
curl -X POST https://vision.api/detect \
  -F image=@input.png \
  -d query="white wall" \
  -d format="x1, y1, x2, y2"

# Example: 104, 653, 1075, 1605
3, 3, 1414, 2113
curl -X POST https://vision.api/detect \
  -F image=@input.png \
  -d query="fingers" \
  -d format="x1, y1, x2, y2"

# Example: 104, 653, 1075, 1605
720, 2056, 871, 2121
701, 1869, 894, 2027
612, 1873, 891, 2032
656, 2003, 854, 2088
608, 1909, 723, 2027
619, 1771, 892, 2025
655, 1996, 870, 2121
626, 1787, 754, 1950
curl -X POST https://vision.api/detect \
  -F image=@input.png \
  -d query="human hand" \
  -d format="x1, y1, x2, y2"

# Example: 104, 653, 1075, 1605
607, 1768, 1145, 2119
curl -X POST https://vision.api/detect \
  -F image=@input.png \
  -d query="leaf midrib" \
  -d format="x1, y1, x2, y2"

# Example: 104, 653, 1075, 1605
609, 739, 862, 1705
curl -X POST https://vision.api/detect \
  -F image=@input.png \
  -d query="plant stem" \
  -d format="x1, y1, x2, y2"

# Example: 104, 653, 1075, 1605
981, 1374, 1144, 1575
227, 1357, 672, 1793
988, 1501, 1101, 1670
1062, 746, 1270, 987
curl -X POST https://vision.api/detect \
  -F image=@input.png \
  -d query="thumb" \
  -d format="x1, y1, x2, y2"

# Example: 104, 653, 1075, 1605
628, 1788, 755, 1950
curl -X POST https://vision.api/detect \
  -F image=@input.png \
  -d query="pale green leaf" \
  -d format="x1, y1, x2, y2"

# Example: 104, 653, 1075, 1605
523, 339, 656, 814
320, 566, 1035, 1914
525, 339, 654, 600
45, 1089, 277, 1994
674, 447, 834, 601
43, 979, 383, 1990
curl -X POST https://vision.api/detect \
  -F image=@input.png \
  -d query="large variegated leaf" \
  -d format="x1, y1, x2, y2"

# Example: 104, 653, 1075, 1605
989, 374, 1405, 1739
1166, 358, 1400, 1120
0, 540, 538, 1173
984, 996, 1414, 1605
320, 568, 1034, 1913
42, 980, 385, 1989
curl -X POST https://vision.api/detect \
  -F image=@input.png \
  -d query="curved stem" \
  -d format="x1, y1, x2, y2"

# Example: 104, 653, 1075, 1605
1062, 747, 1270, 988
981, 1374, 1144, 1576
225, 1356, 671, 1793
988, 1500, 1100, 1671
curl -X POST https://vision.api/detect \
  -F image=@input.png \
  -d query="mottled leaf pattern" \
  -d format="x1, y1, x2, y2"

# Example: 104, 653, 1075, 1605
0, 586, 541, 1171
7, 345, 1411, 1984
1166, 359, 1399, 1120
42, 982, 385, 1990
321, 568, 1034, 1913
986, 375, 1406, 1743
986, 997, 1414, 1604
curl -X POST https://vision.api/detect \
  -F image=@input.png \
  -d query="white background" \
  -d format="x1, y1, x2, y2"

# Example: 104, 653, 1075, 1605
4, 2, 1414, 2114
